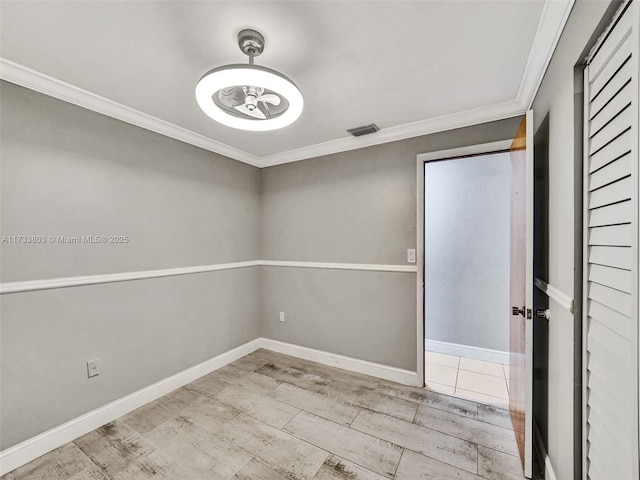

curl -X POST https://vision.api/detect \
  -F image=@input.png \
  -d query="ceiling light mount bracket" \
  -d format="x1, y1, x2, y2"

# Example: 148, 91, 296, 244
238, 29, 264, 64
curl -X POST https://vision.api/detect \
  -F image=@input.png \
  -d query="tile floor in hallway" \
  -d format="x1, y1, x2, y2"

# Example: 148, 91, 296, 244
424, 351, 511, 409
2, 349, 526, 480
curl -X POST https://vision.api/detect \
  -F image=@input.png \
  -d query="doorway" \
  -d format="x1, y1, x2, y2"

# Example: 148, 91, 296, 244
422, 149, 511, 408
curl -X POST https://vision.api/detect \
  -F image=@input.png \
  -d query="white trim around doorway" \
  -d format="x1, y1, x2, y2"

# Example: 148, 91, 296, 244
415, 139, 513, 386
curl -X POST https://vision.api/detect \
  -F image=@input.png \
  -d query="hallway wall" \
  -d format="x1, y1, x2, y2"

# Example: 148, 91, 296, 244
530, 1, 617, 478
424, 152, 511, 353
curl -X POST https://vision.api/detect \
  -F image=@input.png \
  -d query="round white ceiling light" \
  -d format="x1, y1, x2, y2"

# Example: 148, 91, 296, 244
196, 29, 303, 131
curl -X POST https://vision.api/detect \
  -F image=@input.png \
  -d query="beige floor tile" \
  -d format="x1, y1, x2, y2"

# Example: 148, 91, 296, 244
425, 351, 460, 368
313, 455, 389, 480
284, 411, 402, 479
459, 357, 506, 377
414, 405, 519, 456
219, 414, 329, 480
503, 364, 510, 378
351, 408, 478, 474
456, 370, 509, 399
424, 364, 458, 387
454, 388, 510, 409
394, 450, 481, 480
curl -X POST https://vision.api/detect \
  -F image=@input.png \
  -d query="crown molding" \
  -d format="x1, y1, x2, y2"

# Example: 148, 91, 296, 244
517, 0, 575, 109
0, 58, 262, 167
1, 0, 569, 168
0, 57, 522, 168
259, 100, 525, 167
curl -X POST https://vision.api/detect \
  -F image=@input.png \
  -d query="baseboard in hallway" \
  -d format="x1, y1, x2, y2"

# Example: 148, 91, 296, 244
424, 339, 509, 364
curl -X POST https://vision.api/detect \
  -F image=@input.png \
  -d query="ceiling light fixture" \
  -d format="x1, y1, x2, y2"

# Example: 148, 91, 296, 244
196, 29, 303, 131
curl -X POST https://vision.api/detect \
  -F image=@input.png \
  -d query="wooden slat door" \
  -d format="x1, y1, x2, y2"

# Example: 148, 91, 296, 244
510, 111, 533, 478
583, 2, 639, 478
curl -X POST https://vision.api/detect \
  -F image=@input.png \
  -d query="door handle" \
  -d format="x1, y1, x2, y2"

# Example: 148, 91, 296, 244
512, 306, 525, 317
535, 309, 550, 320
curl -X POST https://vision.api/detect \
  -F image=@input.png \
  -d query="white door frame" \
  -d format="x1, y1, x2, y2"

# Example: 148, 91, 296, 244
415, 139, 513, 387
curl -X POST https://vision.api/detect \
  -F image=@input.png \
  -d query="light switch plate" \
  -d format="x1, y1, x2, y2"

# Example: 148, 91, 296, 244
407, 249, 416, 263
87, 359, 99, 378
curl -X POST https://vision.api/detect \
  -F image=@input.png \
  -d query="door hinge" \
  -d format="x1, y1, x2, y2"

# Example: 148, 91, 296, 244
512, 306, 525, 317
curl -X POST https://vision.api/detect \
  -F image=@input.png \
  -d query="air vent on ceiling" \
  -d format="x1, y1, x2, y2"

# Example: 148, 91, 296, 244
347, 123, 380, 137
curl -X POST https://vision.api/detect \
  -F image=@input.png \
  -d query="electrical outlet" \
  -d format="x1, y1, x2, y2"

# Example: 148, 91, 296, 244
279, 311, 285, 322
407, 249, 416, 263
87, 359, 99, 378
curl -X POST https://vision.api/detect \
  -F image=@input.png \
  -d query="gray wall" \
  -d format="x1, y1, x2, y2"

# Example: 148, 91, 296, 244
0, 77, 523, 450
0, 81, 261, 449
424, 152, 510, 352
530, 1, 616, 478
261, 118, 521, 371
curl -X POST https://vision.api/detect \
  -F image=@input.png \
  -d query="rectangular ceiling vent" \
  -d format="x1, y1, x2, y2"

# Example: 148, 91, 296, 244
347, 124, 380, 137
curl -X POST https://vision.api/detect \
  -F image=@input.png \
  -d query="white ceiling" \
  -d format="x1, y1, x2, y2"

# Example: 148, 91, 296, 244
0, 1, 571, 167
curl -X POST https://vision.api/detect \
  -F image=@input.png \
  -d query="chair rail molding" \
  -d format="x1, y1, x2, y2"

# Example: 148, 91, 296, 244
535, 277, 574, 313
0, 260, 417, 294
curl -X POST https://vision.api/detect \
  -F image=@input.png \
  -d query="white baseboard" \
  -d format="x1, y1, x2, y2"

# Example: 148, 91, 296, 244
425, 339, 509, 364
544, 455, 558, 480
1, 337, 419, 475
0, 338, 262, 476
260, 338, 420, 387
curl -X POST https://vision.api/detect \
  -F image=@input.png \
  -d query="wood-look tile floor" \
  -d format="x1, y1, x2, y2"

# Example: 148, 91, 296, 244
2, 349, 527, 480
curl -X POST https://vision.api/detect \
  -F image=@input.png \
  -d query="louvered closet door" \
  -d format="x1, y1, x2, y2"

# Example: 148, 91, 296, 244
584, 2, 639, 479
